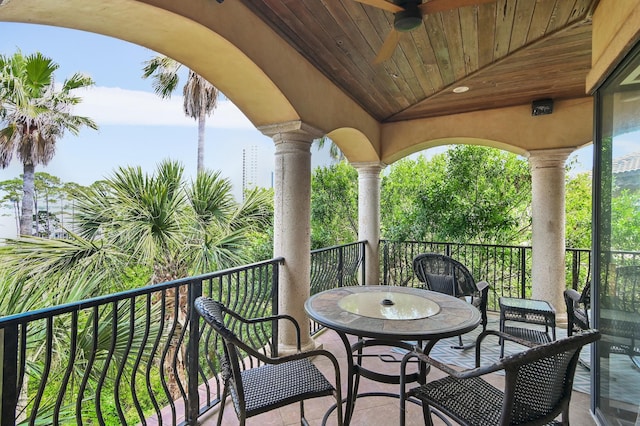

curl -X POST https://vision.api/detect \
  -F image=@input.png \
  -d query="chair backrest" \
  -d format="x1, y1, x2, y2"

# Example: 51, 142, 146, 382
412, 253, 478, 297
580, 280, 591, 307
564, 281, 590, 334
614, 265, 640, 314
499, 329, 600, 424
194, 297, 255, 415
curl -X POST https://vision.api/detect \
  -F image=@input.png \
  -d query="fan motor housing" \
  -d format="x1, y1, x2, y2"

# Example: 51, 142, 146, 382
394, 2, 422, 32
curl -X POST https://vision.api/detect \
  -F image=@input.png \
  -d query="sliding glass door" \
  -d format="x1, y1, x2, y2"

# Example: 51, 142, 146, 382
594, 42, 640, 426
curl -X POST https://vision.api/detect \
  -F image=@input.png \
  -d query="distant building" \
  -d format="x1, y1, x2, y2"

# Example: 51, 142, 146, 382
242, 145, 259, 198
613, 152, 640, 190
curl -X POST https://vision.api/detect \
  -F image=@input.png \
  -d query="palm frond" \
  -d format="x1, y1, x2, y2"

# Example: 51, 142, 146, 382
0, 51, 98, 169
62, 72, 95, 92
230, 187, 273, 232
0, 233, 129, 293
187, 170, 234, 225
104, 161, 187, 263
183, 70, 219, 119
141, 55, 182, 99
188, 225, 250, 274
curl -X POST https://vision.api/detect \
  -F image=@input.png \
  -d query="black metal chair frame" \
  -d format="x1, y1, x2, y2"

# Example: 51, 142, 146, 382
600, 265, 640, 370
413, 253, 490, 349
194, 296, 343, 426
564, 283, 592, 370
399, 329, 601, 426
564, 282, 590, 337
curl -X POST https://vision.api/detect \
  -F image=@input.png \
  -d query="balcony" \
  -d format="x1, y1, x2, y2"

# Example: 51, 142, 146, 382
203, 313, 596, 426
0, 241, 602, 425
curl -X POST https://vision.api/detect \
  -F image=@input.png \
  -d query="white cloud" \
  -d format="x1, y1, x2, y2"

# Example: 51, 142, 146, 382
73, 86, 255, 129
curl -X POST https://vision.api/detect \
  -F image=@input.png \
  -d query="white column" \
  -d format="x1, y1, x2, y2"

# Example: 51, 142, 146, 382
353, 162, 386, 286
259, 121, 322, 352
528, 148, 573, 318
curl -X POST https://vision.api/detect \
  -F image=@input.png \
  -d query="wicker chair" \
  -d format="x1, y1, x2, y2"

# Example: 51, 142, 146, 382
600, 265, 640, 369
564, 282, 590, 336
194, 297, 343, 426
413, 253, 490, 349
564, 283, 591, 369
399, 329, 601, 426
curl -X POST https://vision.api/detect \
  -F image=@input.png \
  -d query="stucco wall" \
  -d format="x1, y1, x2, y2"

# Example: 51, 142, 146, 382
587, 0, 640, 92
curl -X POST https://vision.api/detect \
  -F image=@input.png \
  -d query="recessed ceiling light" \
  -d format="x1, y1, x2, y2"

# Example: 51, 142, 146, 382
453, 86, 469, 93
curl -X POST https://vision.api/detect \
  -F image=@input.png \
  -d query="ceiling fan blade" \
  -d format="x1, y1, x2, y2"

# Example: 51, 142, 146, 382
353, 0, 404, 13
373, 29, 401, 64
419, 0, 495, 15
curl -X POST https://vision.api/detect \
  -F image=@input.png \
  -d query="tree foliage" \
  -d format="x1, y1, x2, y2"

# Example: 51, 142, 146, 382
313, 136, 344, 162
611, 188, 640, 251
308, 145, 596, 249
0, 162, 274, 423
0, 50, 97, 235
311, 161, 358, 248
565, 171, 592, 249
0, 177, 22, 234
380, 154, 439, 241
0, 172, 86, 239
382, 146, 532, 244
0, 160, 273, 291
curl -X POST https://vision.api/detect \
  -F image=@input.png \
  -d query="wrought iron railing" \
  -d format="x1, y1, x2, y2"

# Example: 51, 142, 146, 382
309, 241, 366, 334
379, 240, 593, 311
0, 258, 283, 426
4, 238, 633, 425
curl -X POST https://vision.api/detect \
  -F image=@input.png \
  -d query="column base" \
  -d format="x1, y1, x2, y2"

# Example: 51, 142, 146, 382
277, 340, 320, 356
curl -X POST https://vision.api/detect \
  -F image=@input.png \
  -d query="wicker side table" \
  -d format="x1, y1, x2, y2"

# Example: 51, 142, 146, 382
499, 296, 557, 357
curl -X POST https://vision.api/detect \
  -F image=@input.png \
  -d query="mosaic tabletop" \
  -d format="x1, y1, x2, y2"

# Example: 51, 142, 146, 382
305, 285, 481, 341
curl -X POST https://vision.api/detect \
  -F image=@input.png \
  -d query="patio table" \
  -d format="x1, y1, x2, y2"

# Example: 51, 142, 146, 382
600, 308, 640, 369
499, 296, 557, 357
304, 285, 481, 425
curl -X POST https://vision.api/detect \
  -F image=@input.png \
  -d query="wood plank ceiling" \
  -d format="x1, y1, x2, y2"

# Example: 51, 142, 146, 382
237, 0, 598, 122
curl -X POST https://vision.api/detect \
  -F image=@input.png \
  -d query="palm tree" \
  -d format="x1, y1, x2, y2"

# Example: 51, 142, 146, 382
0, 160, 273, 401
0, 50, 98, 236
142, 56, 219, 173
2, 161, 273, 288
0, 177, 23, 235
315, 135, 345, 162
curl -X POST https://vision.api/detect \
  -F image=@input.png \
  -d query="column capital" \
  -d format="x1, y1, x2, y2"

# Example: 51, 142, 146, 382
352, 161, 387, 176
527, 148, 575, 169
257, 120, 324, 141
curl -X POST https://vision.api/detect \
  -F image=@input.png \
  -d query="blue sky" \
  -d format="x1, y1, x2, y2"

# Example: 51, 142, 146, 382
0, 22, 288, 192
0, 22, 339, 237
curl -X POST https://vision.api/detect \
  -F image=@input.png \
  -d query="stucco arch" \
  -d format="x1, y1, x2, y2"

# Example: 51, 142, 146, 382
388, 137, 527, 166
381, 98, 594, 164
0, 0, 298, 127
326, 127, 378, 162
0, 0, 381, 152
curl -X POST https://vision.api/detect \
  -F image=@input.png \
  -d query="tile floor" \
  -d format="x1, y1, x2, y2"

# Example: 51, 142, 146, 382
198, 319, 596, 426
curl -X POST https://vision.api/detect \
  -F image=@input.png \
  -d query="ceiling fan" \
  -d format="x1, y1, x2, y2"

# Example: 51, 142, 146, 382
354, 0, 496, 64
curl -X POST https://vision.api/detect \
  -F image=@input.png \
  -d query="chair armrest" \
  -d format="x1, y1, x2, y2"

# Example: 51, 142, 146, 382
399, 330, 538, 403
565, 289, 582, 304
476, 329, 539, 349
237, 339, 329, 366
476, 280, 490, 292
400, 347, 505, 382
401, 349, 464, 376
474, 329, 537, 360
272, 348, 340, 371
401, 330, 535, 380
223, 308, 303, 350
